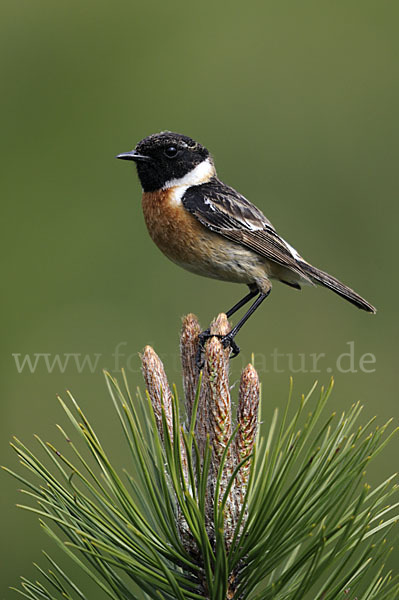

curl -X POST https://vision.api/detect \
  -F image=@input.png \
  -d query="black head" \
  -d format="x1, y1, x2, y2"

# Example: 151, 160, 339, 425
116, 131, 212, 192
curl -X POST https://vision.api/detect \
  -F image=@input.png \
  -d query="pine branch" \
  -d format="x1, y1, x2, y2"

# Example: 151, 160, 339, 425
3, 314, 399, 600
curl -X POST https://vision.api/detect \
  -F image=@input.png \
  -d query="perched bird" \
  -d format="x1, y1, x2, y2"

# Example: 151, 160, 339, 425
116, 131, 376, 360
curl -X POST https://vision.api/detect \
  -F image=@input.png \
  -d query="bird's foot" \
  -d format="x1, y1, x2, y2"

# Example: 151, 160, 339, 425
196, 329, 240, 370
220, 333, 240, 357
196, 329, 210, 370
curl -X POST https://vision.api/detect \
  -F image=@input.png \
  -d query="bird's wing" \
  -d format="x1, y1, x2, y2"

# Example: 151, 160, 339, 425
182, 178, 311, 279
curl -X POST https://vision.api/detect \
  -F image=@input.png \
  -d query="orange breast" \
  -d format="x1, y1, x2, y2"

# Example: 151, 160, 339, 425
142, 189, 211, 265
141, 189, 270, 287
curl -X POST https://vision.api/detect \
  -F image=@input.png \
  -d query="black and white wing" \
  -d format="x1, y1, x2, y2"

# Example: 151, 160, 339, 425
182, 178, 311, 282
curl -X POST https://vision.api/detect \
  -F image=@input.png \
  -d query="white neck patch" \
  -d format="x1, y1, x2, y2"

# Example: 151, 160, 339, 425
162, 158, 215, 191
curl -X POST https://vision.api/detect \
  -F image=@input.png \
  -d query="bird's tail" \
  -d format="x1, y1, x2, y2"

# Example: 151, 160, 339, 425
298, 261, 376, 313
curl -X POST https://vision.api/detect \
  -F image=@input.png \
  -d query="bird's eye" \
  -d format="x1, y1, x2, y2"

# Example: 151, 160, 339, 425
164, 145, 178, 158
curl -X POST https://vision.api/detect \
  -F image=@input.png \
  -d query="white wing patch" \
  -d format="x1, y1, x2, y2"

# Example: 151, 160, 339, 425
281, 237, 302, 261
204, 198, 216, 211
245, 220, 263, 232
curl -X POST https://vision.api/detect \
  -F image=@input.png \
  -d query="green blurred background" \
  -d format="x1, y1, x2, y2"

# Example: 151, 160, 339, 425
1, 0, 398, 595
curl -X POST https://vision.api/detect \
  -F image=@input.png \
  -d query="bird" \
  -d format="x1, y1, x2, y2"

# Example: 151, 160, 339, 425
116, 131, 376, 362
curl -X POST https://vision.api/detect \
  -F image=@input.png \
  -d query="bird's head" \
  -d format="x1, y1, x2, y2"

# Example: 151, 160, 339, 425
116, 131, 215, 192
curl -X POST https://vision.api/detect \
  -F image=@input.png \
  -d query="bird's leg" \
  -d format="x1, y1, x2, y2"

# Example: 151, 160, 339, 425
225, 287, 259, 318
220, 289, 271, 354
196, 287, 263, 369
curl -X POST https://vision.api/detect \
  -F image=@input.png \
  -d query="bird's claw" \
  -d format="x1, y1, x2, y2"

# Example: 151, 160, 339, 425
196, 330, 210, 370
196, 330, 240, 370
221, 334, 240, 357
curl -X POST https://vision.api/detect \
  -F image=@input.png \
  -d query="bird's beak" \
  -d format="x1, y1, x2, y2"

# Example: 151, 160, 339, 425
115, 150, 151, 162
